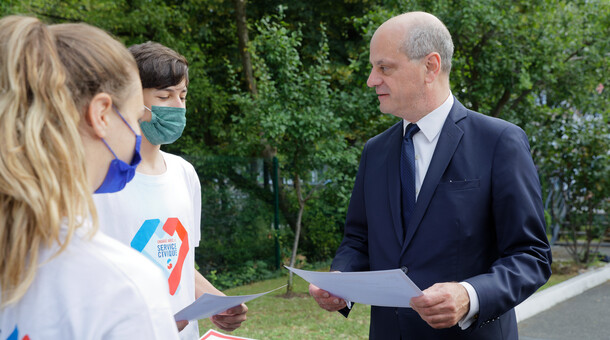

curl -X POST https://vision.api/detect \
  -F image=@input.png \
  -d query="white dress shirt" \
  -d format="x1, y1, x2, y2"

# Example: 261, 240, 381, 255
402, 93, 480, 329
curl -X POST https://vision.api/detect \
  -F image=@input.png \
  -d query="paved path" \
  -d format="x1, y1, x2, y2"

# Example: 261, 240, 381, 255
518, 280, 610, 340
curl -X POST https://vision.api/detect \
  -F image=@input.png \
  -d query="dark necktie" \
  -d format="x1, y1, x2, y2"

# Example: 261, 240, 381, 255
400, 123, 420, 238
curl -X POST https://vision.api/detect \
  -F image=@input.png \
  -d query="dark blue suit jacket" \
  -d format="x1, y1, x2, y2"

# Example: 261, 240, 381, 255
331, 98, 552, 339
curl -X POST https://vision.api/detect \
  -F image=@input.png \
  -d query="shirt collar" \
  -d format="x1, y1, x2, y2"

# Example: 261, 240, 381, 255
403, 93, 453, 142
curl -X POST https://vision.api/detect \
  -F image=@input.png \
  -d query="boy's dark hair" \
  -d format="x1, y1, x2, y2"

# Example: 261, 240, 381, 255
128, 41, 189, 89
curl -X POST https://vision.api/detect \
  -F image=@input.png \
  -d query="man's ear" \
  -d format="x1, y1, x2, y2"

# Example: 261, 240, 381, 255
423, 52, 442, 83
86, 92, 113, 139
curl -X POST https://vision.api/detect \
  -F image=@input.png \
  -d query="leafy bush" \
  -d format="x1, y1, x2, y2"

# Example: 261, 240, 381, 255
529, 108, 609, 265
206, 260, 281, 290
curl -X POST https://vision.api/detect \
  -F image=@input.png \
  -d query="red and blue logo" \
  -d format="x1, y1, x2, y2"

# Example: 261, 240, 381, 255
6, 326, 29, 340
130, 218, 189, 295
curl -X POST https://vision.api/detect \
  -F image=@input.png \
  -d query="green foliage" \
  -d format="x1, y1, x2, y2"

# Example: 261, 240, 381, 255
529, 107, 609, 264
516, 0, 610, 265
185, 155, 278, 278
205, 260, 280, 290
229, 15, 357, 292
3, 0, 608, 279
299, 193, 345, 262
232, 15, 346, 173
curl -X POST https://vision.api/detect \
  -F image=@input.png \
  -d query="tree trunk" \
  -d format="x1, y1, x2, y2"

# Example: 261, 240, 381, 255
285, 175, 324, 294
287, 174, 305, 293
234, 0, 257, 95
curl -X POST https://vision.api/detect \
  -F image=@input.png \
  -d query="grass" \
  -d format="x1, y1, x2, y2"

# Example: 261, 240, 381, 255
198, 271, 371, 339
198, 257, 600, 339
538, 256, 608, 291
537, 272, 579, 291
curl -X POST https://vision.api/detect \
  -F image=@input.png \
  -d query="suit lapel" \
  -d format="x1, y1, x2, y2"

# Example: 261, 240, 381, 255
386, 121, 405, 244
401, 99, 468, 254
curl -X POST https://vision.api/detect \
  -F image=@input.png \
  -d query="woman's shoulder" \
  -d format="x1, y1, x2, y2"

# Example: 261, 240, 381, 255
4, 230, 176, 339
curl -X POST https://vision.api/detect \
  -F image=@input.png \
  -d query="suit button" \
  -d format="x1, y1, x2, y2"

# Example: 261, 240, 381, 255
395, 308, 399, 315
400, 266, 408, 274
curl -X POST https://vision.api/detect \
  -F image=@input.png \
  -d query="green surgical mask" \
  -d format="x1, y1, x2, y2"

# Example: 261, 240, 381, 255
140, 105, 187, 145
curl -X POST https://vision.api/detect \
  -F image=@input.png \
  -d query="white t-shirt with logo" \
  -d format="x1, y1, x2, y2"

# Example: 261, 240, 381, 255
0, 223, 179, 340
94, 151, 202, 340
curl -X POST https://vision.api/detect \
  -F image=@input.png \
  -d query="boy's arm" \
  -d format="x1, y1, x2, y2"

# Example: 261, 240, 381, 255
195, 270, 248, 332
195, 270, 223, 298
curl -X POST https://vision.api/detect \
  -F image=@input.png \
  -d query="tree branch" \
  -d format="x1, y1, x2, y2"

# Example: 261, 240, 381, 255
490, 88, 511, 117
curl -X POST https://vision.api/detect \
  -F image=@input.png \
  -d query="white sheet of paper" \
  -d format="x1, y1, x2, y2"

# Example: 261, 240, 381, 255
286, 266, 422, 307
175, 285, 285, 322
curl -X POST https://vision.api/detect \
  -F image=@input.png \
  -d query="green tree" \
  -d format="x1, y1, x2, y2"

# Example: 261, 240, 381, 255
230, 15, 349, 292
530, 106, 609, 265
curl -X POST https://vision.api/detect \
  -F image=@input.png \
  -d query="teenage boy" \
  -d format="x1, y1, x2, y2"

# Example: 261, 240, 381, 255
94, 42, 247, 339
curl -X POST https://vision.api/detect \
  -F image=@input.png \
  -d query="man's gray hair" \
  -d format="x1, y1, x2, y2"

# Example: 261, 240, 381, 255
400, 20, 454, 74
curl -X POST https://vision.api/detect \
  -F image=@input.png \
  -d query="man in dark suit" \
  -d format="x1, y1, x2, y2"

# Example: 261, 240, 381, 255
309, 11, 552, 339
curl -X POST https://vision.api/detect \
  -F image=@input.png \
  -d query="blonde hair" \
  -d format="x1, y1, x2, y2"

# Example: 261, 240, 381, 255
0, 15, 137, 306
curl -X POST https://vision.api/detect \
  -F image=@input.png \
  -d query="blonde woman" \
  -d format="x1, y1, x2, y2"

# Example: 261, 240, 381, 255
0, 16, 179, 339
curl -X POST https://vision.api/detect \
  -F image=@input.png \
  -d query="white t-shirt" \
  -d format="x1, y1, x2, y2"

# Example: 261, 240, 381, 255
0, 223, 179, 340
94, 151, 202, 340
